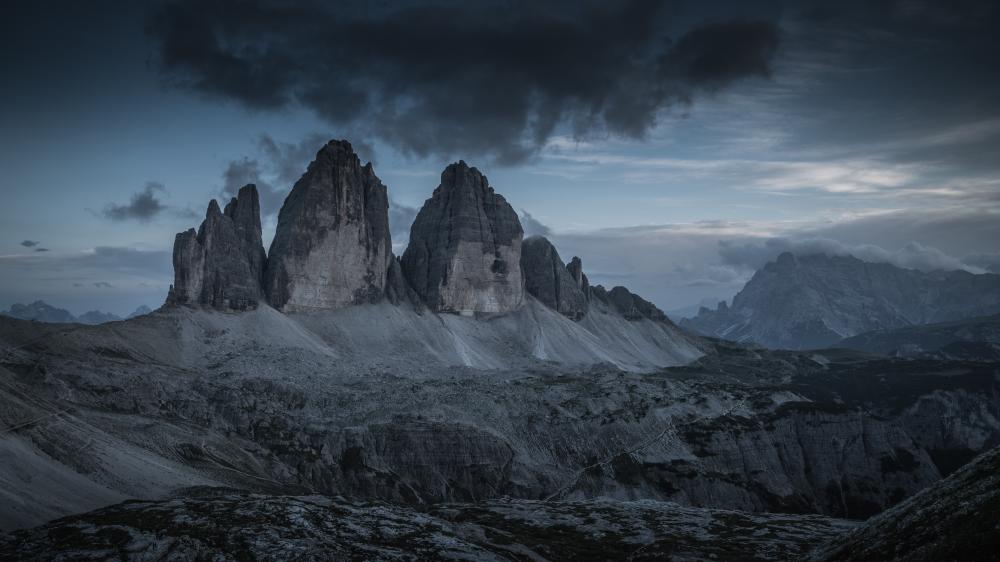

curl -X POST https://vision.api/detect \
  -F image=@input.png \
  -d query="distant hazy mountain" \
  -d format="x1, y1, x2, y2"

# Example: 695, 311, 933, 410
0, 300, 148, 325
127, 305, 153, 319
680, 252, 1000, 350
666, 297, 725, 321
76, 310, 122, 324
1, 300, 77, 323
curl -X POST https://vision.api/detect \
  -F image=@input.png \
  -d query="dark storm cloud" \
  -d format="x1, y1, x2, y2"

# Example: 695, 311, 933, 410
20, 240, 39, 248
147, 0, 780, 163
102, 182, 167, 222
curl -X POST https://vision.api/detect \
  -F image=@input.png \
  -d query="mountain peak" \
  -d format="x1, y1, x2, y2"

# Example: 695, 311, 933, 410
264, 139, 391, 311
401, 162, 523, 314
682, 254, 1000, 349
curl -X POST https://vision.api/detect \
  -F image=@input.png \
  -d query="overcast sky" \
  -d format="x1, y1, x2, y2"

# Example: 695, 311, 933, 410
2, 0, 999, 316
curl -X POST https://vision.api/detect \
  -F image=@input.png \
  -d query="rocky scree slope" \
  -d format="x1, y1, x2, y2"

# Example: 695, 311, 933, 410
681, 252, 1000, 350
0, 312, 995, 530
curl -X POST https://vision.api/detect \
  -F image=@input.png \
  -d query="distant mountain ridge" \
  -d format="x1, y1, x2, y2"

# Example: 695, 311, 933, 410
681, 252, 1000, 350
837, 314, 1000, 360
1, 301, 151, 325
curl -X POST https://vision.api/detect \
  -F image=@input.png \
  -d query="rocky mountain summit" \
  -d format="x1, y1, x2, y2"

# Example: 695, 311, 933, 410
265, 140, 392, 311
401, 161, 524, 314
166, 184, 266, 310
164, 140, 674, 334
681, 252, 1000, 349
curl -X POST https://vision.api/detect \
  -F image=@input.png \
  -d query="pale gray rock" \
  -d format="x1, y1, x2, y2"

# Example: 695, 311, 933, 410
265, 140, 392, 311
401, 161, 524, 314
681, 252, 1000, 350
521, 236, 588, 320
166, 184, 266, 310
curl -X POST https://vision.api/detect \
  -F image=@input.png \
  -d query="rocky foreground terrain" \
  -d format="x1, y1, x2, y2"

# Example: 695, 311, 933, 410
0, 490, 857, 561
682, 252, 1000, 350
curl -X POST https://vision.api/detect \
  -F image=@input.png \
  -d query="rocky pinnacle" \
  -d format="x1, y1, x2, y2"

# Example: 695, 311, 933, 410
264, 140, 392, 311
166, 184, 266, 310
521, 236, 588, 320
401, 161, 524, 314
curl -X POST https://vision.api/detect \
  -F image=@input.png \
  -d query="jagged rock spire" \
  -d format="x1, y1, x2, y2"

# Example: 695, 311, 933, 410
166, 184, 266, 310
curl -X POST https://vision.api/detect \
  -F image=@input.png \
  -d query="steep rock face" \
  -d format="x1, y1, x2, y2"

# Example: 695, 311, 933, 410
521, 236, 588, 320
401, 161, 524, 314
264, 140, 391, 311
681, 252, 1000, 350
166, 184, 266, 310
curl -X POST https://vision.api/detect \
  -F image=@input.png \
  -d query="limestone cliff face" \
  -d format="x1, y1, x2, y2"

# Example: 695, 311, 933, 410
166, 184, 266, 310
521, 236, 588, 320
265, 140, 392, 311
401, 161, 524, 314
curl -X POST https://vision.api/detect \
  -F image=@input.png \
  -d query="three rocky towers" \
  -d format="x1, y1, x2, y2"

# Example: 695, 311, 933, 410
167, 139, 666, 322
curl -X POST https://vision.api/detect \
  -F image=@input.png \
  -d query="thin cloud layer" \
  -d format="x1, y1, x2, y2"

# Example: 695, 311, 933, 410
148, 0, 780, 163
718, 238, 981, 273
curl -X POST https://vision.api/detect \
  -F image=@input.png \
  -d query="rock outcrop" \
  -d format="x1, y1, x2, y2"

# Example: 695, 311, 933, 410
567, 256, 590, 295
591, 285, 669, 321
401, 161, 524, 314
681, 252, 1000, 350
166, 184, 266, 310
264, 140, 392, 311
521, 236, 588, 320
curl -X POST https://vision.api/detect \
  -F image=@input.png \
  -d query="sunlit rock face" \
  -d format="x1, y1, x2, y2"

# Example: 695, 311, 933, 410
264, 140, 392, 311
401, 161, 524, 314
521, 236, 588, 320
166, 184, 266, 310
